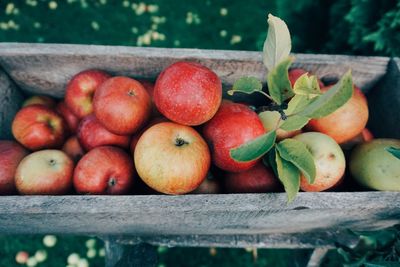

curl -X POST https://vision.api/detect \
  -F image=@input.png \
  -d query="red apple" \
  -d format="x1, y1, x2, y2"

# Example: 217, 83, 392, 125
56, 102, 80, 134
288, 68, 324, 88
306, 85, 369, 144
130, 116, 169, 154
12, 105, 66, 150
15, 150, 74, 195
134, 122, 211, 195
191, 175, 220, 194
65, 69, 111, 118
203, 102, 265, 172
93, 76, 151, 135
139, 79, 161, 117
0, 141, 29, 194
224, 162, 280, 193
22, 95, 56, 109
154, 61, 222, 126
341, 128, 374, 149
77, 115, 130, 151
62, 136, 84, 163
73, 146, 134, 194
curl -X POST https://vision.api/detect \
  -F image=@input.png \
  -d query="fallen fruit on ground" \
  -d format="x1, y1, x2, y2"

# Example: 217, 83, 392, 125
12, 104, 66, 150
293, 132, 346, 192
134, 122, 210, 194
93, 76, 151, 135
154, 61, 222, 125
350, 139, 400, 191
15, 150, 74, 195
0, 141, 29, 195
73, 146, 134, 194
203, 101, 265, 172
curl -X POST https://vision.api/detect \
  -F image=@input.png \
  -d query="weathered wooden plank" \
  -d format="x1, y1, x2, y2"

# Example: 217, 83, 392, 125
113, 230, 358, 249
0, 193, 398, 241
0, 67, 24, 139
368, 58, 400, 139
103, 238, 157, 267
0, 43, 389, 98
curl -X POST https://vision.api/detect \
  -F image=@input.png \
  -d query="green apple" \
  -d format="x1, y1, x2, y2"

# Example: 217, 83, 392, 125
293, 132, 346, 192
350, 139, 400, 191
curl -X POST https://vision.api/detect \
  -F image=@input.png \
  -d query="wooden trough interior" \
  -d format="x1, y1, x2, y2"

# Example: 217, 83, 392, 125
0, 44, 399, 259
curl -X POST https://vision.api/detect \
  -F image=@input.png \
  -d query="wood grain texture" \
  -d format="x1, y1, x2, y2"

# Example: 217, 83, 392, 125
0, 43, 389, 98
0, 67, 24, 139
368, 58, 400, 139
0, 192, 398, 248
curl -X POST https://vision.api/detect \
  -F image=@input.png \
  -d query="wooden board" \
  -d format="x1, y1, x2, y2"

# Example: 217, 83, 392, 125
0, 43, 399, 249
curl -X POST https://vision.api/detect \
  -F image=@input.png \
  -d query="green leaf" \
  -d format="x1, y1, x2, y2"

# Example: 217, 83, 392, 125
276, 139, 316, 184
267, 56, 294, 104
286, 95, 314, 114
230, 131, 277, 162
279, 95, 312, 131
297, 70, 353, 118
293, 73, 321, 97
280, 115, 310, 131
275, 150, 300, 203
263, 14, 292, 71
263, 147, 278, 177
227, 76, 263, 96
385, 147, 400, 160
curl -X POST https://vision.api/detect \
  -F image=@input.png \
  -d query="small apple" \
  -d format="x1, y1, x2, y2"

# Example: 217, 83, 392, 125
203, 102, 265, 172
191, 171, 220, 194
77, 114, 130, 151
341, 128, 374, 149
293, 132, 346, 192
258, 110, 301, 140
12, 105, 66, 150
62, 136, 84, 163
154, 61, 222, 126
350, 139, 400, 191
56, 102, 80, 134
73, 146, 134, 194
306, 85, 369, 144
15, 150, 74, 195
288, 68, 324, 88
0, 141, 29, 194
134, 122, 211, 195
93, 76, 151, 135
65, 69, 111, 118
22, 95, 56, 109
224, 162, 280, 193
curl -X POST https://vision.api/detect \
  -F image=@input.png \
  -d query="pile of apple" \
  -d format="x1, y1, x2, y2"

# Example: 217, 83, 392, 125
0, 57, 388, 196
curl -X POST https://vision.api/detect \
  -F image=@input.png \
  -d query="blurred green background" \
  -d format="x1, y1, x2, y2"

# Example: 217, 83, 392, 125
1, 0, 400, 266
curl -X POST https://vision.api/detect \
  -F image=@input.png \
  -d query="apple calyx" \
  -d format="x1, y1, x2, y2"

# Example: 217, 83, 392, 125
108, 177, 117, 187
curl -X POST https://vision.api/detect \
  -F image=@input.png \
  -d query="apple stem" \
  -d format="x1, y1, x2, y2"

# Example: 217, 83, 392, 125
175, 138, 189, 147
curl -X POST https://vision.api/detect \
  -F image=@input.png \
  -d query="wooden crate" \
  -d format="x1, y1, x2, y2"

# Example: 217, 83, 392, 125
0, 43, 399, 266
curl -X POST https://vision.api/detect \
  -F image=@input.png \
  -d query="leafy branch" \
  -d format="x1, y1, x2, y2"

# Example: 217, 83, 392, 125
228, 14, 354, 202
